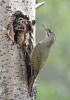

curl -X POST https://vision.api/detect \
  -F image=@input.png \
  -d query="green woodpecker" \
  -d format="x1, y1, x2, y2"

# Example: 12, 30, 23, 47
29, 25, 56, 95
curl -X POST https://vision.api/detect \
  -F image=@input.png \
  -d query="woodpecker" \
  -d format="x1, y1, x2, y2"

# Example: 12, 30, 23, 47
7, 15, 33, 52
29, 25, 56, 96
13, 17, 27, 45
7, 11, 34, 48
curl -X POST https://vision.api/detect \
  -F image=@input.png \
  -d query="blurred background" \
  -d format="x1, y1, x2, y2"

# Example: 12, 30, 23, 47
36, 0, 70, 100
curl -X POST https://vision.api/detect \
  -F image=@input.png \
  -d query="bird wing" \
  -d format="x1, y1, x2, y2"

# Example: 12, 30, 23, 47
31, 42, 49, 77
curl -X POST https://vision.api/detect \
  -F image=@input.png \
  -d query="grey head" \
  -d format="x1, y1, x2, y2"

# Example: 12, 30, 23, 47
42, 25, 55, 38
13, 17, 27, 32
42, 25, 56, 47
15, 17, 26, 25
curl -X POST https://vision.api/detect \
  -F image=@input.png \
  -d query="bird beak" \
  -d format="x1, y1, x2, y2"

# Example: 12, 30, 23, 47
42, 25, 48, 31
42, 25, 49, 36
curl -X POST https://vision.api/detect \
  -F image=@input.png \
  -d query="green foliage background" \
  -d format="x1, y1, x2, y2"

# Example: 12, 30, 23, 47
36, 0, 70, 100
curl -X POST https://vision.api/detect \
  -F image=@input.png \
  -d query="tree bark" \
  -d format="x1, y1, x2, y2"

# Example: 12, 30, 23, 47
0, 0, 37, 100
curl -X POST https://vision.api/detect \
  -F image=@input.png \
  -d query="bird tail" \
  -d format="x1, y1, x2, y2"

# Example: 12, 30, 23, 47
28, 76, 36, 97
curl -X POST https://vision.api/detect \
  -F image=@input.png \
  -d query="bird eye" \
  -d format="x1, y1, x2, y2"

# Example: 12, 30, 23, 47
22, 21, 24, 24
48, 29, 52, 33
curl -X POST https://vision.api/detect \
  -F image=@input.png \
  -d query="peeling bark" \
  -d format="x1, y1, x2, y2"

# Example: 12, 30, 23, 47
0, 0, 37, 100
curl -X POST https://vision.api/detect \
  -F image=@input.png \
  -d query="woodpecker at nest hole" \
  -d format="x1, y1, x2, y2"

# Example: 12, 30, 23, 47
7, 11, 36, 92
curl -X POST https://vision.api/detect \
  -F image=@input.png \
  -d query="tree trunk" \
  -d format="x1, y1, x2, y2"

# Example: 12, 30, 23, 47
0, 0, 37, 100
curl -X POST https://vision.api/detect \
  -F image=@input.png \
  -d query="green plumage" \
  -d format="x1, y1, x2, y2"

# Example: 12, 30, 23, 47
28, 26, 56, 96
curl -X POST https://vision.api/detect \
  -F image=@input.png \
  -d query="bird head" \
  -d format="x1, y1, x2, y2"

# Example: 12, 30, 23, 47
42, 25, 55, 38
42, 25, 56, 47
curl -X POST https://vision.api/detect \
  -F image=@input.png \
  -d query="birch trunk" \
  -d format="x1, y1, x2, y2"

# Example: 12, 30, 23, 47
0, 0, 37, 100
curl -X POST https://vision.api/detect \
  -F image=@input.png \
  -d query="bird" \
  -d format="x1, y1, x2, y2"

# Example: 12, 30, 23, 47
28, 25, 56, 96
13, 17, 27, 45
